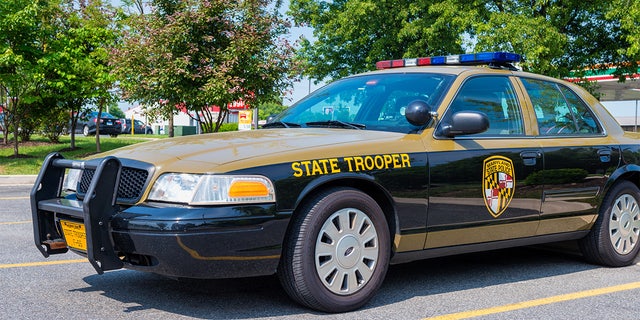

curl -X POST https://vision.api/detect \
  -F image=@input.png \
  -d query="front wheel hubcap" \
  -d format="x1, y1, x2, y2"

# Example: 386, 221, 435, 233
609, 194, 640, 255
315, 208, 379, 295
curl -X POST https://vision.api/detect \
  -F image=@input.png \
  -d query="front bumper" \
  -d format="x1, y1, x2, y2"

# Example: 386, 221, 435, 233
31, 153, 288, 279
109, 204, 288, 279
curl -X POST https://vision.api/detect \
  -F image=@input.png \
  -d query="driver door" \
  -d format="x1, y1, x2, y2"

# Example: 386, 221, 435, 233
424, 75, 544, 249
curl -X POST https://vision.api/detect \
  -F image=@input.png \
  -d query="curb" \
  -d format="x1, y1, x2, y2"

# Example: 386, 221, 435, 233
0, 175, 37, 185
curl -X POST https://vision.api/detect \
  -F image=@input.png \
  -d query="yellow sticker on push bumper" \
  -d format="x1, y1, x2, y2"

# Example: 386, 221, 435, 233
60, 220, 87, 251
292, 153, 411, 177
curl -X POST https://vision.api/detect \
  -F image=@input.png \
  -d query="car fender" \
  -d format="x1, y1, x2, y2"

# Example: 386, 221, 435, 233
290, 172, 400, 245
605, 163, 640, 198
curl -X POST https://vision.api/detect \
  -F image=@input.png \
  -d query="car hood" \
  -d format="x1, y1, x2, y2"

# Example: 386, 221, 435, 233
103, 128, 423, 173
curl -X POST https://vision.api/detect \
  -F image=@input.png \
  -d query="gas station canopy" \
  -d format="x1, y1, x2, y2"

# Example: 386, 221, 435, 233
567, 66, 640, 101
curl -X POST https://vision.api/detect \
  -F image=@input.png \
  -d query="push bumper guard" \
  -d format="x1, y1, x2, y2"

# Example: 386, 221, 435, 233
31, 152, 124, 274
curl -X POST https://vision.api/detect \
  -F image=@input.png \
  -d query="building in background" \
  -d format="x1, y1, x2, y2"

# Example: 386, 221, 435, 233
568, 66, 640, 132
124, 100, 251, 135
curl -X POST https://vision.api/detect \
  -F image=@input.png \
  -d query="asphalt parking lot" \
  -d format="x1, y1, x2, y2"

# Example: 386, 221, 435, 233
2, 178, 640, 319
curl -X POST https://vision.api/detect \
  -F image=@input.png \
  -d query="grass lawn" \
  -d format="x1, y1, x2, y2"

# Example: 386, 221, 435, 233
0, 134, 164, 175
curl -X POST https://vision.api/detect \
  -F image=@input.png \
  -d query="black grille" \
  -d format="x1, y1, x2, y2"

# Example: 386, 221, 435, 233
78, 167, 149, 203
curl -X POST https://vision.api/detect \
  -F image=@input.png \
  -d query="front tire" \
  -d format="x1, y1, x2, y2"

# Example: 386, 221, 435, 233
579, 181, 640, 267
278, 187, 390, 312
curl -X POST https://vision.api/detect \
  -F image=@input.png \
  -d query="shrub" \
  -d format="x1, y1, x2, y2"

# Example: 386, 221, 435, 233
219, 123, 238, 132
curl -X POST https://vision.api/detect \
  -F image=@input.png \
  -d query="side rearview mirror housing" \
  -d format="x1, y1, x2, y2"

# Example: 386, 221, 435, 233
404, 100, 434, 126
439, 111, 490, 138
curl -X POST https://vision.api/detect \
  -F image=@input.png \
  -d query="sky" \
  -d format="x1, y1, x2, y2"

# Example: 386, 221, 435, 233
281, 6, 323, 105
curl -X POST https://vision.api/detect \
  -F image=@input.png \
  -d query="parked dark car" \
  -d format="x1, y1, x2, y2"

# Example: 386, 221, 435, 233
73, 111, 121, 137
120, 119, 153, 134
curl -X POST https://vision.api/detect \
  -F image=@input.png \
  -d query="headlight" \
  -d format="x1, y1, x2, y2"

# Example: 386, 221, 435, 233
148, 173, 275, 205
62, 169, 82, 192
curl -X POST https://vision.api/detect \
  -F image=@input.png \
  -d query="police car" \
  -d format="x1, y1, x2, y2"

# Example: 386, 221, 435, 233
31, 52, 640, 312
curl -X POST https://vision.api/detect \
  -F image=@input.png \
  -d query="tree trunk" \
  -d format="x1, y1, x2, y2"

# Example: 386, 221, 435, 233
168, 113, 174, 137
214, 109, 228, 132
9, 97, 20, 157
70, 127, 76, 150
69, 112, 77, 150
96, 100, 103, 153
0, 87, 6, 145
12, 119, 19, 157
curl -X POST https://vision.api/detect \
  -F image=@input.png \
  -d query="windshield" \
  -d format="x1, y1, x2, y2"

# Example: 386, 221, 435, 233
270, 73, 454, 133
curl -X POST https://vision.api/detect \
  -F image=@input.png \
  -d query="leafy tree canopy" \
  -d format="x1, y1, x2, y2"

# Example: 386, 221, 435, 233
608, 0, 640, 75
290, 0, 638, 82
258, 101, 288, 120
108, 105, 126, 119
40, 0, 119, 150
112, 0, 299, 133
0, 0, 56, 156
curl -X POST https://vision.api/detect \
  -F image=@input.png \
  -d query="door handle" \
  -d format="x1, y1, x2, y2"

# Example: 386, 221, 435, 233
597, 149, 612, 163
520, 151, 542, 166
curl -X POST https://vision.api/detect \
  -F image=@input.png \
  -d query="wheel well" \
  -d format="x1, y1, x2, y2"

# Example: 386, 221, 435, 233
291, 179, 397, 253
626, 171, 640, 187
611, 171, 640, 191
598, 171, 640, 209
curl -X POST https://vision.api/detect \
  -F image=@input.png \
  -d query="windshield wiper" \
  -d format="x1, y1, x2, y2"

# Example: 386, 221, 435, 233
305, 120, 366, 130
261, 121, 301, 128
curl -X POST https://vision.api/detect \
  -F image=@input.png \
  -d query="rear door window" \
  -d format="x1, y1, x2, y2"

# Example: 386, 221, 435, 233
520, 78, 602, 136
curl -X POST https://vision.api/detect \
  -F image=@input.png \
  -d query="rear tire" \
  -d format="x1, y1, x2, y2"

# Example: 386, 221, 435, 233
579, 181, 640, 267
278, 187, 390, 312
83, 125, 90, 136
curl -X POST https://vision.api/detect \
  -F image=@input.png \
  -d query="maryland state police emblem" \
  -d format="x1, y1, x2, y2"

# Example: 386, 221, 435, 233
483, 155, 515, 218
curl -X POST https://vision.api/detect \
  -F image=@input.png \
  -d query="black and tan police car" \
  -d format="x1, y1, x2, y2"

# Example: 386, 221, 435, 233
31, 52, 640, 312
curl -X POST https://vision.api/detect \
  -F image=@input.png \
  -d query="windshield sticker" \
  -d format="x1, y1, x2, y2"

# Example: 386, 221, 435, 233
483, 155, 515, 218
292, 153, 411, 178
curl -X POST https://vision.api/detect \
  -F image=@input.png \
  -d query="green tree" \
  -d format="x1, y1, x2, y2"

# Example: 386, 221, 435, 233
108, 105, 126, 119
38, 97, 69, 143
290, 0, 633, 85
608, 0, 640, 77
42, 0, 119, 151
471, 1, 627, 78
112, 0, 298, 133
0, 0, 53, 157
290, 0, 437, 81
258, 101, 288, 120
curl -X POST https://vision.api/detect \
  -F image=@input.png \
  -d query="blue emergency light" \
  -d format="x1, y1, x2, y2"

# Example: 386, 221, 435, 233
375, 51, 521, 70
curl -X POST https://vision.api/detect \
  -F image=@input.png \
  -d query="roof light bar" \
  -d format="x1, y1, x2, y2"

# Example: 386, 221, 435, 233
375, 51, 521, 70
391, 59, 404, 68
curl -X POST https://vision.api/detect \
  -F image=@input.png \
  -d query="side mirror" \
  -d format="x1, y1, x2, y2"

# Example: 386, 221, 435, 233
404, 100, 434, 126
439, 111, 489, 137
